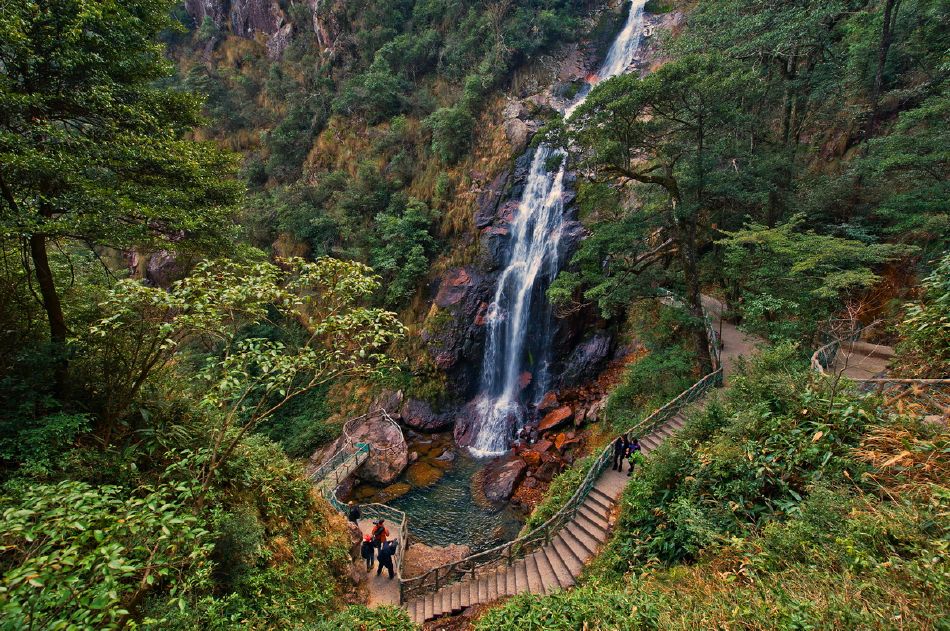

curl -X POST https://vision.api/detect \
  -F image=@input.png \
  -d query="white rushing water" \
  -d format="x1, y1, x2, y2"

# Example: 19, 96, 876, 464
470, 0, 649, 456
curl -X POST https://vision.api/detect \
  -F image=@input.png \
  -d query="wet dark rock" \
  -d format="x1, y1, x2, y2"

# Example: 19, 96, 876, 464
185, 0, 291, 57
475, 169, 511, 228
144, 250, 186, 288
480, 226, 511, 271
423, 268, 493, 397
534, 458, 562, 482
559, 332, 613, 388
538, 391, 559, 413
557, 220, 587, 263
481, 455, 528, 502
400, 399, 453, 432
373, 389, 405, 418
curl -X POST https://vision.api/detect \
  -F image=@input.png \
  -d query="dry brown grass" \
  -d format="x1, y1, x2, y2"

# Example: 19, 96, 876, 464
854, 420, 950, 501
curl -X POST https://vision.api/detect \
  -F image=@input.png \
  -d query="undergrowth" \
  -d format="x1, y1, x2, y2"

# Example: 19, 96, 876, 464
476, 345, 950, 630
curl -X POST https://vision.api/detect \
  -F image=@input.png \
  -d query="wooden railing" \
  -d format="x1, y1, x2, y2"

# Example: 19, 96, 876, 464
399, 293, 725, 603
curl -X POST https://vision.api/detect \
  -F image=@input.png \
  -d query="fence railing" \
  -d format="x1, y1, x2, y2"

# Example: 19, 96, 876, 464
810, 324, 950, 419
309, 409, 410, 585
399, 295, 725, 603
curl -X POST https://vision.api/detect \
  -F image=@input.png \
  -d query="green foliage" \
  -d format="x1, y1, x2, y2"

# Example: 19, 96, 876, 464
896, 252, 950, 376
311, 604, 415, 631
0, 480, 212, 629
491, 349, 950, 629
0, 0, 241, 257
255, 385, 336, 458
720, 216, 907, 340
474, 585, 660, 630
424, 106, 475, 165
371, 195, 439, 306
604, 345, 872, 570
521, 455, 595, 534
606, 305, 698, 427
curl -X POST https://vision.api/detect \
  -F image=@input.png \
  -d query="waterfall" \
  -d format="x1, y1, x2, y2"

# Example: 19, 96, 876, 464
469, 0, 649, 456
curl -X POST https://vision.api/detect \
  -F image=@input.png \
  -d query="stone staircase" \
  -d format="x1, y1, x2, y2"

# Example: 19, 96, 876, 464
405, 411, 686, 624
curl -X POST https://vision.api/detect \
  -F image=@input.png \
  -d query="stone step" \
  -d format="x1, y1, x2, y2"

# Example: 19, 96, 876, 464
505, 562, 517, 595
526, 553, 544, 594
534, 548, 560, 593
669, 415, 685, 429
477, 576, 488, 603
460, 579, 471, 608
585, 490, 612, 513
408, 599, 418, 624
578, 503, 609, 532
450, 582, 461, 612
572, 514, 607, 544
552, 532, 584, 574
589, 486, 615, 506
437, 587, 448, 617
564, 521, 598, 557
542, 542, 574, 590
515, 559, 529, 594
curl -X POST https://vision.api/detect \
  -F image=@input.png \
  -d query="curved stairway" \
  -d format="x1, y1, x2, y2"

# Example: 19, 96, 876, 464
404, 410, 687, 624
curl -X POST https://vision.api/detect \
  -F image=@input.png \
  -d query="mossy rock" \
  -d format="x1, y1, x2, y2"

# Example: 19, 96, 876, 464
406, 462, 444, 488
377, 482, 412, 503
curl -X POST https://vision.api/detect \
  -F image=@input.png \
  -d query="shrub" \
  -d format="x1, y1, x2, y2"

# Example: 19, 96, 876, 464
424, 106, 475, 164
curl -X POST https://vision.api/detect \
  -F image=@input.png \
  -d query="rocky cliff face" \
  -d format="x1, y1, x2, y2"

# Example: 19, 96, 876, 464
184, 0, 350, 58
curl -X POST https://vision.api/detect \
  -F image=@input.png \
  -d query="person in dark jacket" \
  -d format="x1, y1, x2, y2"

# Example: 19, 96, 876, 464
626, 438, 643, 476
347, 501, 361, 525
376, 539, 398, 580
612, 434, 628, 471
360, 534, 375, 571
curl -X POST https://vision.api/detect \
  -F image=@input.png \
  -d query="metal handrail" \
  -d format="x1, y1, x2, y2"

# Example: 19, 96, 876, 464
398, 299, 725, 603
310, 410, 411, 584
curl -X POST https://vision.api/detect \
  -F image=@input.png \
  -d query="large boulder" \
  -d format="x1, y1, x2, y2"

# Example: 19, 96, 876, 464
538, 406, 573, 432
480, 455, 528, 502
559, 332, 613, 388
422, 268, 493, 398
400, 399, 453, 432
309, 414, 408, 485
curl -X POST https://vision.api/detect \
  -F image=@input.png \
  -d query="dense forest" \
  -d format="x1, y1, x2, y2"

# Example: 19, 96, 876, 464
0, 0, 947, 628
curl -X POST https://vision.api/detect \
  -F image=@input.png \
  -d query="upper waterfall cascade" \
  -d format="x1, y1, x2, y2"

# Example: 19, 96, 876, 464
470, 0, 650, 455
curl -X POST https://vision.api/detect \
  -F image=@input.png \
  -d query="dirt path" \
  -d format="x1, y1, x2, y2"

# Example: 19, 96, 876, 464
357, 517, 402, 607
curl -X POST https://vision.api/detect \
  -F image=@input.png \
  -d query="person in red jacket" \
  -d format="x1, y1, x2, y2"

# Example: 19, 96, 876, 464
371, 519, 389, 550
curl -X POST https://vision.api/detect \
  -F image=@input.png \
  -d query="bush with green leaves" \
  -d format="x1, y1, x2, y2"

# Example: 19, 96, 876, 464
520, 455, 595, 535
310, 604, 415, 631
896, 252, 950, 377
423, 106, 475, 165
0, 480, 212, 628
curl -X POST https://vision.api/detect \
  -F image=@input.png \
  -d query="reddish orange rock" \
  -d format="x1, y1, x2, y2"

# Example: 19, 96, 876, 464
521, 450, 542, 467
538, 406, 573, 431
538, 391, 559, 412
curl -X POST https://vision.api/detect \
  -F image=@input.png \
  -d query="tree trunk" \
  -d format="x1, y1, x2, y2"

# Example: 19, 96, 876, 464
677, 217, 714, 376
871, 0, 900, 128
29, 230, 68, 390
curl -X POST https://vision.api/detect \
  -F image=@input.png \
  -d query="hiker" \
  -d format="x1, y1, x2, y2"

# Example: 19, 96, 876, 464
612, 434, 628, 471
347, 501, 361, 525
376, 539, 398, 580
371, 519, 389, 549
360, 534, 375, 571
626, 438, 643, 476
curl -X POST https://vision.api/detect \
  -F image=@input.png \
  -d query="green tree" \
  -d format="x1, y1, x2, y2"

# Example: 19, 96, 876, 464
0, 0, 241, 367
86, 257, 405, 487
719, 217, 906, 340
0, 479, 212, 628
424, 106, 475, 165
564, 55, 756, 374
